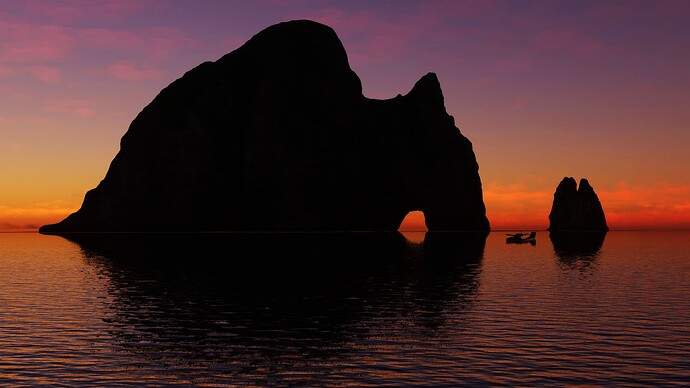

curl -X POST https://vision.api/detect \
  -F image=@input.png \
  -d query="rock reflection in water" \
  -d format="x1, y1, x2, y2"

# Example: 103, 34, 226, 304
61, 231, 487, 385
549, 231, 607, 274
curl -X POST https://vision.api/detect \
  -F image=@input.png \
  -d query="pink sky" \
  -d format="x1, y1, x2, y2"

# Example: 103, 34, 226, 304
1, 0, 689, 231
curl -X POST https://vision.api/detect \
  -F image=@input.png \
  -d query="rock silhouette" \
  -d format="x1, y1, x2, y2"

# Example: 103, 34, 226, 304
40, 19, 489, 234
547, 177, 608, 231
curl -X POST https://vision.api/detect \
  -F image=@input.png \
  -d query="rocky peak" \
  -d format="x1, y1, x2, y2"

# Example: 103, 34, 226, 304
548, 177, 608, 231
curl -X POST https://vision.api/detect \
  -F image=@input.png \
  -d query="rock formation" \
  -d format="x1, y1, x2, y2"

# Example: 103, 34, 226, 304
40, 19, 490, 234
547, 177, 608, 231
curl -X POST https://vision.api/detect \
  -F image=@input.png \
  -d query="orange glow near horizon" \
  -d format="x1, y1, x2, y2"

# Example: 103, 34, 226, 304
6, 181, 690, 232
1, 3, 689, 233
482, 182, 551, 230
0, 204, 75, 231
396, 181, 690, 232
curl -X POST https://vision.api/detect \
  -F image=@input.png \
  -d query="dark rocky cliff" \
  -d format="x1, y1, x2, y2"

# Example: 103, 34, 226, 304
548, 177, 608, 231
40, 19, 489, 233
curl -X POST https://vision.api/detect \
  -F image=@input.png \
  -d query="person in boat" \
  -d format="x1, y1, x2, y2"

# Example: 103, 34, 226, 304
510, 232, 525, 239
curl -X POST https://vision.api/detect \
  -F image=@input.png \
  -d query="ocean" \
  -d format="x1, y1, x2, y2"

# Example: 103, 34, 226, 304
1, 230, 689, 386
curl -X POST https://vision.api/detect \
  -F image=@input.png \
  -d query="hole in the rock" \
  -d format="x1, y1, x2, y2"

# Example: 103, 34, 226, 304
399, 210, 427, 243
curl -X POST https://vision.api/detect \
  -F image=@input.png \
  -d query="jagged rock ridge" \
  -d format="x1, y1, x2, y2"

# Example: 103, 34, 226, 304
548, 177, 608, 231
40, 19, 490, 233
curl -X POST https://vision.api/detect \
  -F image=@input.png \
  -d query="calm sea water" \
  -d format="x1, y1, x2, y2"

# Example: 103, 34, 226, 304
1, 231, 689, 386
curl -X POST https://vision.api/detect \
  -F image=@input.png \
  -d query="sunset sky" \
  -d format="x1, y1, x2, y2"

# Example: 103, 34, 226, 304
1, 0, 689, 231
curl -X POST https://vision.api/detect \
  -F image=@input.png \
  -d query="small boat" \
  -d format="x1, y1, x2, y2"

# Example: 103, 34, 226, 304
506, 231, 536, 244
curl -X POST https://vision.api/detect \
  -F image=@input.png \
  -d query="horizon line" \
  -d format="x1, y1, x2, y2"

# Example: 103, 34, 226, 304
3, 227, 690, 234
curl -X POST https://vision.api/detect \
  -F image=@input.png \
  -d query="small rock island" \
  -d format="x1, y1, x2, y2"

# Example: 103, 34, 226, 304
547, 177, 608, 231
40, 19, 490, 234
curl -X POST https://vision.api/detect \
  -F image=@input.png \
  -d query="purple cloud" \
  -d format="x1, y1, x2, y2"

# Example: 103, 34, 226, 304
105, 60, 165, 81
0, 22, 75, 63
43, 97, 98, 117
28, 66, 62, 84
20, 0, 159, 23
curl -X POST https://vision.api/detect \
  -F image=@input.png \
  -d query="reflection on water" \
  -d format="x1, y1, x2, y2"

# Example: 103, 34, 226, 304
63, 231, 486, 385
550, 231, 607, 274
550, 231, 607, 258
3, 231, 690, 386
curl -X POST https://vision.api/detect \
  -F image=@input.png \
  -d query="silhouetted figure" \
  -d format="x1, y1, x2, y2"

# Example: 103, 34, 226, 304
548, 177, 608, 231
40, 20, 489, 234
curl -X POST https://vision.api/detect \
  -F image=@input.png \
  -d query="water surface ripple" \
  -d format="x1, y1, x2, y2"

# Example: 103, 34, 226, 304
1, 231, 689, 386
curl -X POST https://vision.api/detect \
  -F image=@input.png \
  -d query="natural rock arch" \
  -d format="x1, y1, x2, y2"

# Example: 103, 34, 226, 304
40, 20, 490, 234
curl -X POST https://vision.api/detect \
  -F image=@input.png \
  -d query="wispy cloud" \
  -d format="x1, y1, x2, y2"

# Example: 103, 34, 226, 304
104, 60, 165, 81
0, 16, 201, 86
19, 0, 158, 23
79, 27, 203, 61
0, 22, 75, 63
28, 65, 62, 83
0, 203, 75, 231
43, 97, 98, 117
1, 142, 23, 150
0, 64, 16, 77
599, 181, 690, 228
302, 9, 410, 65
530, 26, 604, 61
491, 56, 532, 73
294, 7, 447, 67
79, 28, 146, 50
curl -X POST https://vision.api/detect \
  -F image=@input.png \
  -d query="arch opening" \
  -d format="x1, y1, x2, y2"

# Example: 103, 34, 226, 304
398, 210, 427, 231
399, 210, 427, 244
